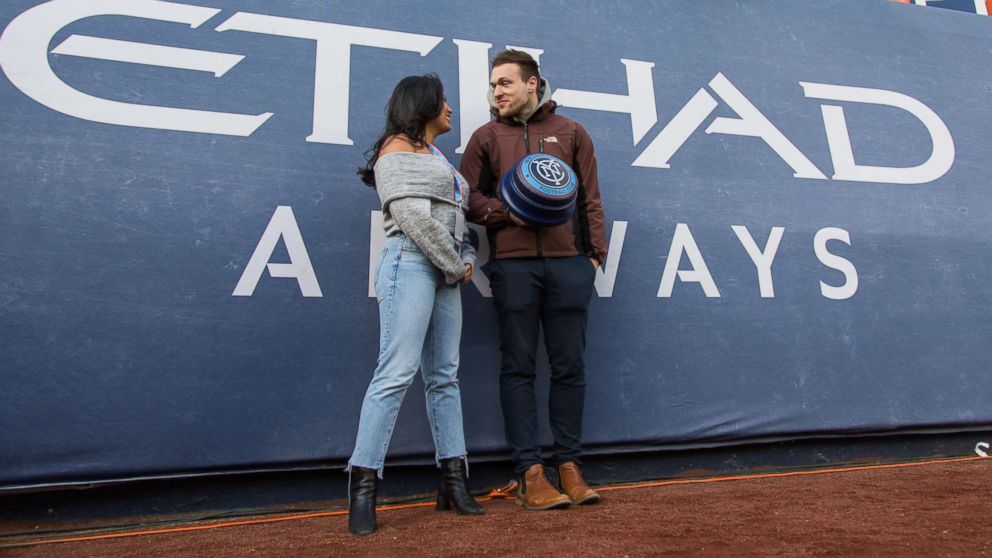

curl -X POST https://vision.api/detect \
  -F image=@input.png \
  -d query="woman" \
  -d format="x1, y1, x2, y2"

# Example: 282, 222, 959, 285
348, 75, 483, 536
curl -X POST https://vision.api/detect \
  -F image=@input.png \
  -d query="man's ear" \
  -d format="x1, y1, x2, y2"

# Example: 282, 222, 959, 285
528, 76, 538, 93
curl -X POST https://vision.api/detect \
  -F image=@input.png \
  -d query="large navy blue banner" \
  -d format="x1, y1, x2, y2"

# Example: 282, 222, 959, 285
2, 0, 991, 488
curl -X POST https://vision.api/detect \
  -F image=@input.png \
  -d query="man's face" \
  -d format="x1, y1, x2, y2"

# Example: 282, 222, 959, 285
490, 63, 537, 119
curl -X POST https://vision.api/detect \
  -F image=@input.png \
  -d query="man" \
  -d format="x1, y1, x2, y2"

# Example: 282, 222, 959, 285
460, 50, 607, 510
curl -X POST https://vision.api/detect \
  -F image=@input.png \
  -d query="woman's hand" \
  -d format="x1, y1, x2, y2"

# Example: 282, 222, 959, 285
460, 263, 473, 284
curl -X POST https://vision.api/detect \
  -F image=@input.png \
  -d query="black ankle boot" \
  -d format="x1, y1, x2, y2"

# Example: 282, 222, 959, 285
348, 466, 378, 535
436, 457, 485, 515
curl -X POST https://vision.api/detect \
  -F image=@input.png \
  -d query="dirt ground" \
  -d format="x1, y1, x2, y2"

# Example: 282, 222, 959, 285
4, 458, 990, 557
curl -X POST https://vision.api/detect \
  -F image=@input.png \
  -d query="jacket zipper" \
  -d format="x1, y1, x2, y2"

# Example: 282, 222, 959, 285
523, 122, 542, 256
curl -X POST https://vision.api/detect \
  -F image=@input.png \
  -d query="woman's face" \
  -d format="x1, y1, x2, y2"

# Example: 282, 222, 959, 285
426, 95, 453, 138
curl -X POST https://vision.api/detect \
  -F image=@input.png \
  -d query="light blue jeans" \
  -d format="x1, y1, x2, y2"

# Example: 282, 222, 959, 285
348, 234, 468, 476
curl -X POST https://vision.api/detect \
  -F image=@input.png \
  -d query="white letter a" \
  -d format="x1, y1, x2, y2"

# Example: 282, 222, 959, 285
658, 223, 721, 298
233, 206, 322, 297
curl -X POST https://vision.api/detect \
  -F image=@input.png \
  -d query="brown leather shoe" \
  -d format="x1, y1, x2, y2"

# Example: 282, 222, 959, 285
515, 464, 571, 510
558, 462, 601, 505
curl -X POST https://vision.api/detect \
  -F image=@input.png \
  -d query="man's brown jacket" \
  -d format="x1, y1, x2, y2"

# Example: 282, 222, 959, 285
459, 88, 607, 263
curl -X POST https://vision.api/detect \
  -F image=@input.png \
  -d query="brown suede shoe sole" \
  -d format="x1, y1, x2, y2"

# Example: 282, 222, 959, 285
514, 496, 572, 511
569, 491, 602, 505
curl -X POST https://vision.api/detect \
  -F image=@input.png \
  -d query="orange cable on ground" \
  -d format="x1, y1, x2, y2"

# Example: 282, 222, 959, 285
4, 455, 987, 548
595, 455, 986, 492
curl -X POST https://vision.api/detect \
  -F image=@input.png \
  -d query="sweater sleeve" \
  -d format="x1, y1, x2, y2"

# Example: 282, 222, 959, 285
459, 234, 477, 269
388, 197, 467, 285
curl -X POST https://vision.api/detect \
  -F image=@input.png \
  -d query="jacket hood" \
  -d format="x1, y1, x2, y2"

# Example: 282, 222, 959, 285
488, 77, 556, 124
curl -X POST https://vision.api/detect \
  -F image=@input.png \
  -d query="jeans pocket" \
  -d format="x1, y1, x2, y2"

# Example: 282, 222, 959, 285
484, 259, 501, 290
574, 255, 596, 282
399, 235, 423, 255
373, 248, 387, 286
375, 241, 403, 299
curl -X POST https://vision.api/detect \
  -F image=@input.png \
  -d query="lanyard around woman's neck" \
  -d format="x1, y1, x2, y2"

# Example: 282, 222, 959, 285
426, 143, 464, 204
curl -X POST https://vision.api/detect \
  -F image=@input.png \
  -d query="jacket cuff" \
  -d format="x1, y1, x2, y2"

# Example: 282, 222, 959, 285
482, 202, 510, 226
587, 251, 607, 264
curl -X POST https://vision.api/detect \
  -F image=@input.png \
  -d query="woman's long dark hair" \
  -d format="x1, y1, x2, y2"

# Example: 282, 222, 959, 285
358, 74, 445, 187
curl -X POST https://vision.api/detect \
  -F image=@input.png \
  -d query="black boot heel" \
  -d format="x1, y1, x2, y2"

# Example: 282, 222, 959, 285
348, 466, 378, 536
437, 457, 485, 515
435, 488, 451, 511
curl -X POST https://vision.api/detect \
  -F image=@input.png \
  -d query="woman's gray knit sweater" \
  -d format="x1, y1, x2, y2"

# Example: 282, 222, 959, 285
374, 152, 476, 285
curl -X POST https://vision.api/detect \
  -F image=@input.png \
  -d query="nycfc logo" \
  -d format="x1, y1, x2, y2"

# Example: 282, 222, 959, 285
500, 153, 577, 226
529, 159, 569, 188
